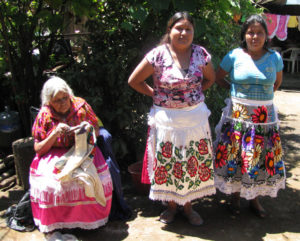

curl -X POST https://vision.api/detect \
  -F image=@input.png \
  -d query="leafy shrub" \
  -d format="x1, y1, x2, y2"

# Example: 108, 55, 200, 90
62, 0, 259, 169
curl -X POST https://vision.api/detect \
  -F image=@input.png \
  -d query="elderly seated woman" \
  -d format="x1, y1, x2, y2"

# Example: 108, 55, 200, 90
30, 76, 113, 233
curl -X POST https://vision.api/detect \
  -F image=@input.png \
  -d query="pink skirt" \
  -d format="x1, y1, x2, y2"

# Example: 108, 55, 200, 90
29, 147, 113, 233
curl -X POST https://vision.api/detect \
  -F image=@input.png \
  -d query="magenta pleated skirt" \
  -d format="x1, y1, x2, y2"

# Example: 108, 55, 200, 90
29, 147, 113, 233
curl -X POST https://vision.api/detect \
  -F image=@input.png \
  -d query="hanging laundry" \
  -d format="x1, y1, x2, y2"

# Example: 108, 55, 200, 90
265, 13, 280, 39
287, 16, 299, 28
276, 15, 290, 41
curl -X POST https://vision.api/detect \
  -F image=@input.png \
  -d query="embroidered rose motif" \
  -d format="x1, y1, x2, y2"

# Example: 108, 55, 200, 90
187, 156, 198, 177
198, 163, 211, 181
265, 151, 275, 176
162, 142, 172, 158
198, 139, 208, 155
154, 166, 168, 184
215, 144, 228, 168
252, 106, 268, 123
173, 162, 183, 179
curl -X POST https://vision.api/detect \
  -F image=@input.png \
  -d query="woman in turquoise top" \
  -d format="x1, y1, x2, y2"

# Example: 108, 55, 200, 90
214, 15, 285, 218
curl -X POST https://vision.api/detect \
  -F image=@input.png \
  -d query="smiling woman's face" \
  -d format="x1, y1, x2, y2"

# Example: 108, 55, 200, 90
245, 22, 267, 53
169, 19, 194, 50
50, 91, 71, 115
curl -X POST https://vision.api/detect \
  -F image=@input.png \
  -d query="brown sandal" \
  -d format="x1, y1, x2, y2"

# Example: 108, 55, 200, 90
159, 209, 177, 224
228, 202, 241, 215
249, 203, 267, 218
184, 210, 204, 226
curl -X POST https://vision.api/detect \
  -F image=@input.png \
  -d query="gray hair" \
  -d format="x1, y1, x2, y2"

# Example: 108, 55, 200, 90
41, 76, 74, 106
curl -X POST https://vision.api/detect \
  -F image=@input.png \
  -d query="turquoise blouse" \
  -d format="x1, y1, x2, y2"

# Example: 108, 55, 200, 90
220, 48, 283, 100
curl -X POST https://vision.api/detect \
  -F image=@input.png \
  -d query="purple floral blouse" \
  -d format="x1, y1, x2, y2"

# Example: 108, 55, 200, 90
145, 44, 211, 108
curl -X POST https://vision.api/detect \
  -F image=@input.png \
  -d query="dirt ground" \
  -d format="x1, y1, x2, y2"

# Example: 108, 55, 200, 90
0, 74, 300, 241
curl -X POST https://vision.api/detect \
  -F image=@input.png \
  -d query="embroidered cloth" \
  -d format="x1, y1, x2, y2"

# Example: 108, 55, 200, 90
214, 97, 285, 200
54, 122, 106, 207
146, 103, 216, 205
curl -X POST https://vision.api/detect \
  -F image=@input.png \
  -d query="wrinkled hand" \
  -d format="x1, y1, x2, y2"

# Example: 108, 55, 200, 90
54, 123, 70, 136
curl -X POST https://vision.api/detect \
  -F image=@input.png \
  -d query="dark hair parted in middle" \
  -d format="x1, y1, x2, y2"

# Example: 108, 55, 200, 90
159, 11, 194, 45
240, 14, 270, 50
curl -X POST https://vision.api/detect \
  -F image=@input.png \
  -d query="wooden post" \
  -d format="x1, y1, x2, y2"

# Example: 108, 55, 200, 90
12, 137, 35, 190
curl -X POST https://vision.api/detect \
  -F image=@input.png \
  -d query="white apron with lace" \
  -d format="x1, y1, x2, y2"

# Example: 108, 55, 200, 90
147, 102, 216, 205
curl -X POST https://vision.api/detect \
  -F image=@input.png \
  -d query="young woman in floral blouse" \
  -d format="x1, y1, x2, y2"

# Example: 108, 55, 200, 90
214, 15, 285, 218
128, 11, 216, 226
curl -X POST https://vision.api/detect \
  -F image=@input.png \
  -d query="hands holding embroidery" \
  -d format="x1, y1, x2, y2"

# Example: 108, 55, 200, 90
54, 123, 70, 137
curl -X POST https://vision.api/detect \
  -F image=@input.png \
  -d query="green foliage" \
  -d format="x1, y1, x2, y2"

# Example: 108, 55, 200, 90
0, 0, 97, 134
62, 0, 260, 168
0, 0, 261, 169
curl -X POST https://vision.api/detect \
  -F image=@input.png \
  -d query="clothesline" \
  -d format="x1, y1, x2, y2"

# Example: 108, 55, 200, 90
264, 13, 300, 41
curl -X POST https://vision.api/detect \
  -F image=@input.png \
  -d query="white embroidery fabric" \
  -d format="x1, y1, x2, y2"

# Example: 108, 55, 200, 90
147, 103, 216, 205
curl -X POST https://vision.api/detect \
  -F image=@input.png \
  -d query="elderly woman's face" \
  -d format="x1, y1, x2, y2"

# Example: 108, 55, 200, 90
50, 91, 71, 115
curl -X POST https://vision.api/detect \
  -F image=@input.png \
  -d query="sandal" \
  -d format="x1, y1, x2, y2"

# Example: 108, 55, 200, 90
249, 203, 267, 218
184, 210, 204, 226
229, 193, 241, 215
228, 202, 241, 215
159, 209, 177, 224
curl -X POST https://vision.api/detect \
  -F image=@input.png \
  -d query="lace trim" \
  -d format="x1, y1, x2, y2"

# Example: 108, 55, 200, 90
149, 185, 216, 206
34, 217, 108, 233
214, 175, 285, 200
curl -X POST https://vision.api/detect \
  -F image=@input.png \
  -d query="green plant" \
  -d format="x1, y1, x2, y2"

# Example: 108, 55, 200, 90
0, 0, 97, 135
0, 0, 261, 168
62, 0, 261, 168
